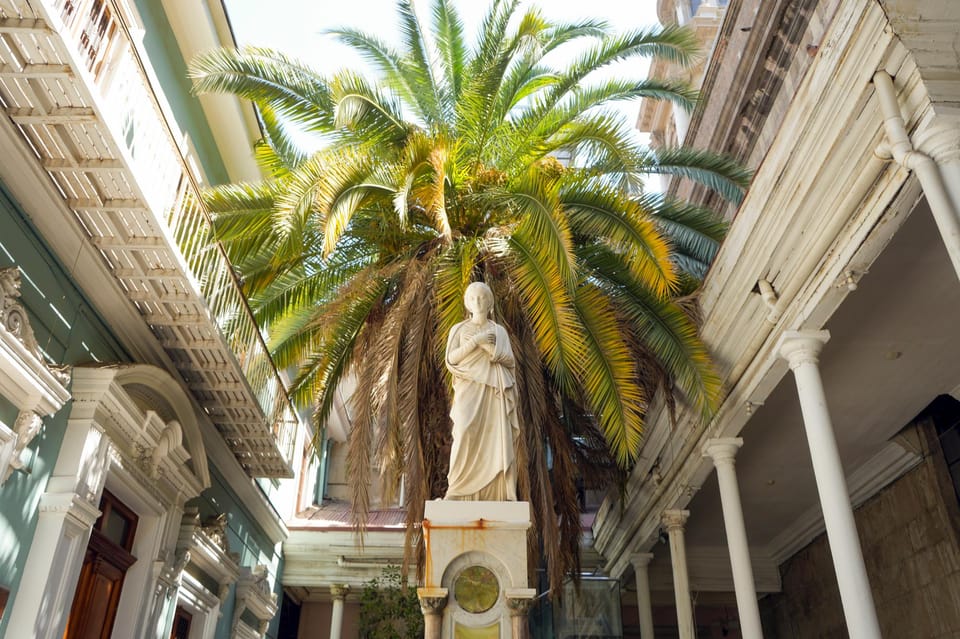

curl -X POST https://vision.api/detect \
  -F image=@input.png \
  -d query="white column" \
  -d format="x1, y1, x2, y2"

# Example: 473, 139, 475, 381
629, 553, 655, 639
662, 509, 695, 639
778, 330, 881, 639
417, 588, 448, 639
702, 438, 764, 639
874, 73, 960, 280
914, 119, 960, 226
329, 584, 350, 639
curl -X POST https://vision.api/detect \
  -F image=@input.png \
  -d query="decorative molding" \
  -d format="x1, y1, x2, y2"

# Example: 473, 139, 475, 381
3, 410, 42, 480
178, 508, 241, 602
629, 552, 654, 571
69, 366, 206, 501
0, 266, 41, 358
702, 437, 744, 466
201, 513, 231, 557
37, 491, 102, 526
233, 565, 278, 638
0, 267, 71, 483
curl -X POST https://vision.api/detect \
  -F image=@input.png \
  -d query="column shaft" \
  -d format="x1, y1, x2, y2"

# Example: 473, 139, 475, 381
663, 510, 695, 639
423, 611, 442, 639
630, 554, 655, 639
417, 588, 448, 639
329, 584, 349, 639
704, 439, 763, 639
938, 160, 960, 222
781, 332, 881, 639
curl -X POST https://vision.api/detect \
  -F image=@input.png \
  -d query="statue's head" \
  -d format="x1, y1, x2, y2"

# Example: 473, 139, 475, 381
464, 281, 494, 317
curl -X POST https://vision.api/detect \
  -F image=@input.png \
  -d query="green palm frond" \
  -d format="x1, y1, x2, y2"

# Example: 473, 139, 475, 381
506, 228, 582, 394
561, 181, 677, 297
193, 1, 746, 599
296, 268, 393, 412
637, 193, 728, 279
326, 28, 421, 112
189, 46, 333, 133
572, 283, 646, 465
329, 70, 411, 146
255, 103, 309, 176
645, 146, 752, 203
434, 238, 480, 352
507, 172, 577, 287
542, 19, 610, 51
584, 245, 720, 415
431, 0, 468, 110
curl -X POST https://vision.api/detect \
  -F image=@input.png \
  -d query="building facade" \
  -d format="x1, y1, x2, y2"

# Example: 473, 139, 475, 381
599, 0, 960, 637
0, 0, 313, 637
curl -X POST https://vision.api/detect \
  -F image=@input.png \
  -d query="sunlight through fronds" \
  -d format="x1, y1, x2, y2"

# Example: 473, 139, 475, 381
194, 0, 743, 597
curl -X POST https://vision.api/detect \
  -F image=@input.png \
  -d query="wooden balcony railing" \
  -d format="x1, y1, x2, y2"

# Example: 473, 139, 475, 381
0, 0, 300, 476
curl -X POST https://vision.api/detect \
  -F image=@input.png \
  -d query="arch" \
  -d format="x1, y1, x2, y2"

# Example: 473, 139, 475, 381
111, 363, 210, 488
76, 363, 210, 488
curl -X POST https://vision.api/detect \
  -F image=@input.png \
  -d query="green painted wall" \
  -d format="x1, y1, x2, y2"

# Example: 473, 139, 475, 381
0, 184, 129, 637
0, 182, 285, 638
132, 0, 232, 185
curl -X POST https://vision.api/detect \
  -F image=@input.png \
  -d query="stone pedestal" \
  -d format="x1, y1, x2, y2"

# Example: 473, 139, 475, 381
420, 501, 536, 639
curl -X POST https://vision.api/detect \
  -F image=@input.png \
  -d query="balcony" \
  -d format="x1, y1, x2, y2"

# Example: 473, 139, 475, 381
0, 0, 298, 477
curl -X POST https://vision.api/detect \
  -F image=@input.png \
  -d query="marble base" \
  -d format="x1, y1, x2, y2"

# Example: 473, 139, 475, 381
420, 501, 536, 639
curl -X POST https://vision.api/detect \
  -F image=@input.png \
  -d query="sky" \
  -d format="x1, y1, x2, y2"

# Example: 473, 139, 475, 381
224, 0, 663, 132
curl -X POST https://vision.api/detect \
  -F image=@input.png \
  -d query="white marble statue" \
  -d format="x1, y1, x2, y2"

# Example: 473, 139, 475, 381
444, 282, 520, 501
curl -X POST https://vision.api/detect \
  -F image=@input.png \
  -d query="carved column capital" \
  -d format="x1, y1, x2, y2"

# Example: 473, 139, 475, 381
417, 587, 448, 615
330, 583, 350, 601
778, 330, 830, 370
507, 596, 534, 616
702, 437, 744, 467
913, 117, 960, 165
661, 509, 689, 532
629, 552, 654, 571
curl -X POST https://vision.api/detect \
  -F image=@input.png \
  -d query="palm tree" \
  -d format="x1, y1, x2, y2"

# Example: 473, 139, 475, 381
190, 0, 748, 595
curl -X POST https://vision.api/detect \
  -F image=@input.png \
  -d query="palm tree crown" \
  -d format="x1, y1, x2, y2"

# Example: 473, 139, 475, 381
190, 0, 749, 594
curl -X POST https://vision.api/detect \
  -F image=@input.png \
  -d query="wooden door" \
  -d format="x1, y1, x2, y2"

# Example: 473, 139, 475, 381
63, 491, 138, 639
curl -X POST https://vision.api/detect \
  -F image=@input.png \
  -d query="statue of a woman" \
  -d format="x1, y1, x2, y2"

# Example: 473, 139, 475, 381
444, 282, 519, 501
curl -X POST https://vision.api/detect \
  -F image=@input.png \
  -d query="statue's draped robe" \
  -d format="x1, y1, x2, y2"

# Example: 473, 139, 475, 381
444, 320, 519, 500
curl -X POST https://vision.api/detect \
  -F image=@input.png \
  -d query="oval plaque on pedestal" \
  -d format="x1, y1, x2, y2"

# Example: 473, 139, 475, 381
453, 565, 499, 613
